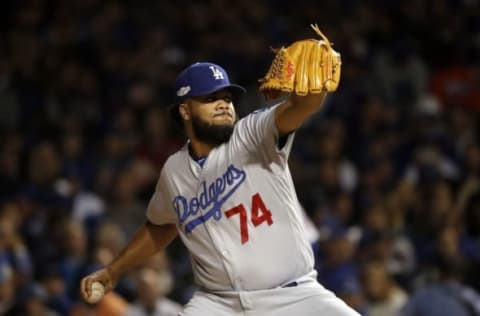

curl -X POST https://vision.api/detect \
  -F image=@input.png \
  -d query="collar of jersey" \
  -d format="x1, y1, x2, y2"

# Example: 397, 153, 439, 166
187, 142, 207, 168
196, 156, 207, 168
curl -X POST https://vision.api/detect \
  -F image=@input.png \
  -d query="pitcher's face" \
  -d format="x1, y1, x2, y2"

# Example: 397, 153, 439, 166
180, 89, 237, 145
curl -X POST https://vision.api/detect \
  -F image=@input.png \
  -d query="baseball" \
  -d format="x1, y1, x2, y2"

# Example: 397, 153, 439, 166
86, 281, 105, 304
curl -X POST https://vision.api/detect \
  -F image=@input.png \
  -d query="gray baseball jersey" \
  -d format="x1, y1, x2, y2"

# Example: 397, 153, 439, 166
147, 104, 314, 291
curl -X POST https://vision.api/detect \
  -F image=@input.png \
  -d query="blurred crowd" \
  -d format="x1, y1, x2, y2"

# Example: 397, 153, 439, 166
0, 0, 480, 315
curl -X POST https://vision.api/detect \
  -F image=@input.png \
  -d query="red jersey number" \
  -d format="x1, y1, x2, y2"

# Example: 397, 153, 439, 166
224, 193, 274, 244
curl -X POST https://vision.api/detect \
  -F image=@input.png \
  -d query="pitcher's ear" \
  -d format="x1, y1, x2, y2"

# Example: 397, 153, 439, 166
179, 103, 190, 121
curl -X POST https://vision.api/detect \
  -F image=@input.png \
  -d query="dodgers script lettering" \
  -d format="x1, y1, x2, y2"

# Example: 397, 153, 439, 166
173, 164, 246, 233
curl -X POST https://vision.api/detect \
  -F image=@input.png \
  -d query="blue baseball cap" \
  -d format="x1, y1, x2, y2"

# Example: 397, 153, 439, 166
174, 62, 246, 101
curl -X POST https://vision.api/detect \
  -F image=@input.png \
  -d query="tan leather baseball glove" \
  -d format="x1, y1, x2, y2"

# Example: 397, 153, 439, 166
259, 24, 341, 99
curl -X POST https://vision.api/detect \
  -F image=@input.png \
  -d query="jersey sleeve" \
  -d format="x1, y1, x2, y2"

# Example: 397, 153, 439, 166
146, 170, 177, 225
233, 104, 295, 166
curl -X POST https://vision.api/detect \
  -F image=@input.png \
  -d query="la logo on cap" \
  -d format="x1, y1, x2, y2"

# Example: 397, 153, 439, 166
209, 66, 224, 80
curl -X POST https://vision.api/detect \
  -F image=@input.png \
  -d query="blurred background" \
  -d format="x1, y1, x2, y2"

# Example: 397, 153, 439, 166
0, 0, 480, 315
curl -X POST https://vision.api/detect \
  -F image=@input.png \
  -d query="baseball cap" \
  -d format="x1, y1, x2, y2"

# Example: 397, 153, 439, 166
174, 62, 246, 101
169, 62, 246, 124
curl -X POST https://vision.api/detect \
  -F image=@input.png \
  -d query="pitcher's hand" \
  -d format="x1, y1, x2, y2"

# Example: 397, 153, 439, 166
80, 267, 117, 303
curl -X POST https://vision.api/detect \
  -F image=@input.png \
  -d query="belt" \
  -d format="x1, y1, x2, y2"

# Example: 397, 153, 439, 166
282, 281, 298, 288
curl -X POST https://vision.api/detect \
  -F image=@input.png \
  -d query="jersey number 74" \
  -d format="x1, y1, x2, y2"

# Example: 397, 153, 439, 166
224, 193, 273, 244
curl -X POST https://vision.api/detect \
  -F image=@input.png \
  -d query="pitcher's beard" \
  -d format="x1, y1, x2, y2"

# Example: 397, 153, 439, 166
191, 115, 235, 146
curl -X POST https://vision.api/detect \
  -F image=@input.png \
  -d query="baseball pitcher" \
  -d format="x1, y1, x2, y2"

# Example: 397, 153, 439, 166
81, 25, 359, 316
